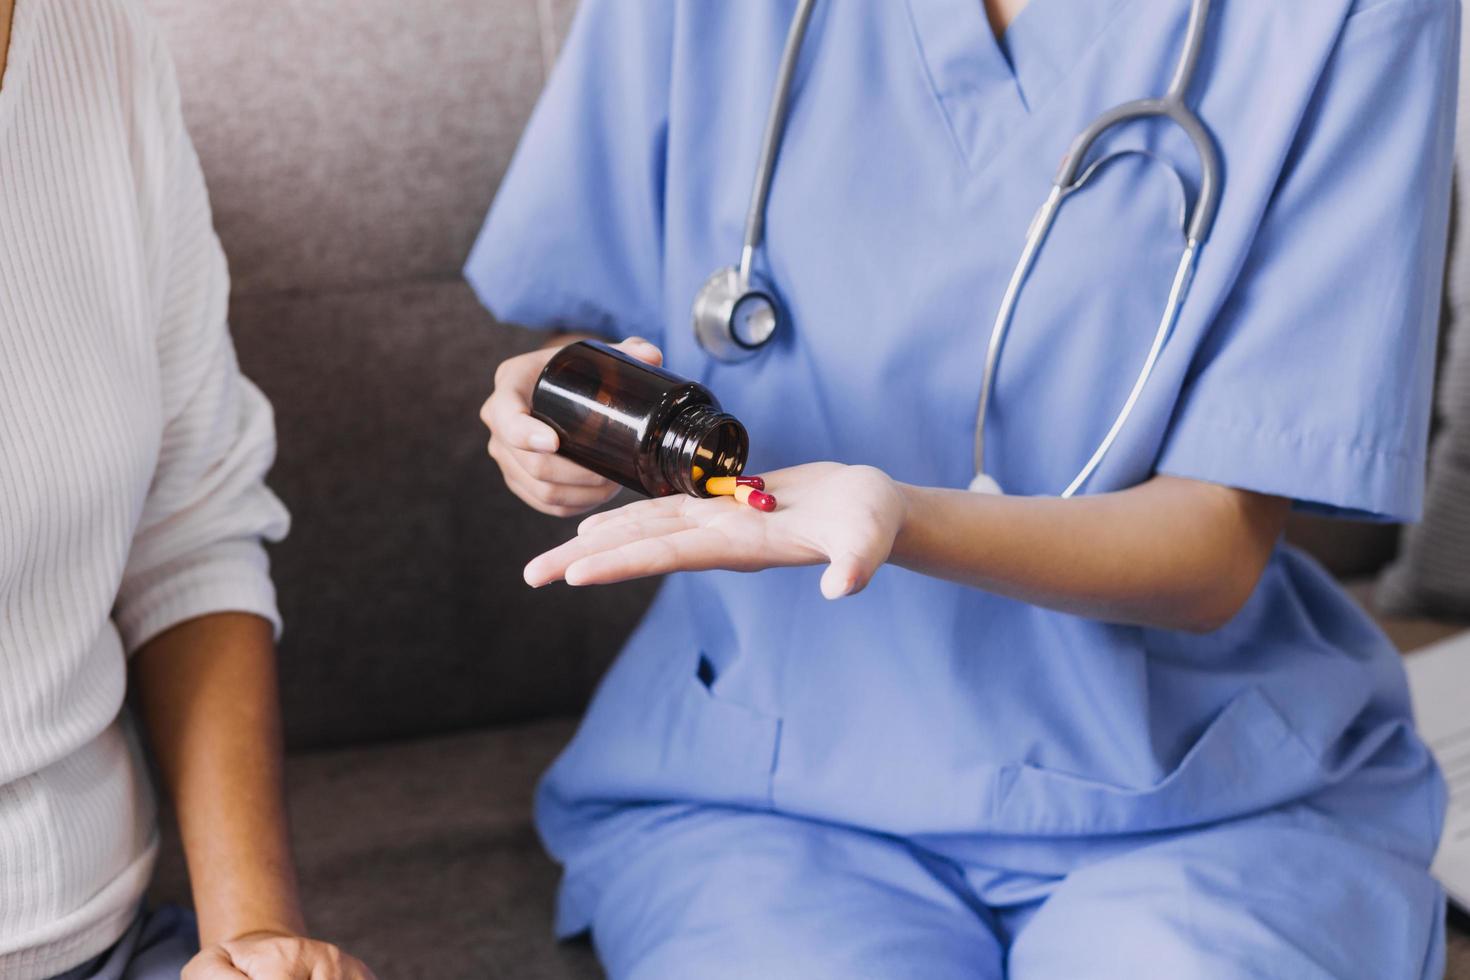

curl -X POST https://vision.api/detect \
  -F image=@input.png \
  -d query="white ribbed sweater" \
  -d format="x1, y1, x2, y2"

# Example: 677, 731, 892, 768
0, 1, 288, 975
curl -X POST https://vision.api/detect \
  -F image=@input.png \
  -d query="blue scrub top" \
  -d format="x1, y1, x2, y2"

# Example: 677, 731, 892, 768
466, 0, 1458, 933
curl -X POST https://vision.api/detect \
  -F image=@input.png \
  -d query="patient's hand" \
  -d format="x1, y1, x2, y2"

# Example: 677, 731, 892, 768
185, 931, 376, 979
524, 462, 907, 599
482, 336, 663, 517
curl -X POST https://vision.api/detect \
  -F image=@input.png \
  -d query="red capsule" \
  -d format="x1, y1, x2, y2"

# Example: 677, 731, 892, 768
735, 476, 765, 490
734, 485, 777, 512
747, 490, 777, 512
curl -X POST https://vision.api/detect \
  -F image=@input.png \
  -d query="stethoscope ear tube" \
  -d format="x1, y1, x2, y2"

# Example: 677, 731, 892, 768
971, 0, 1220, 495
697, 0, 1222, 496
693, 0, 818, 361
1054, 99, 1222, 245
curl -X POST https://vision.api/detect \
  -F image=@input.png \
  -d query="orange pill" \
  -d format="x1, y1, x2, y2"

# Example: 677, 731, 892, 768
692, 465, 705, 481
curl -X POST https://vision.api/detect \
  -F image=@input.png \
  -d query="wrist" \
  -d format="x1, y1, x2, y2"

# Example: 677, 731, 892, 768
890, 481, 926, 568
198, 898, 304, 948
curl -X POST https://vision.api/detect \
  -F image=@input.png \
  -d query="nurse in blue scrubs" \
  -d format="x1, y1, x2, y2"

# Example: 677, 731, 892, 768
468, 1, 1458, 976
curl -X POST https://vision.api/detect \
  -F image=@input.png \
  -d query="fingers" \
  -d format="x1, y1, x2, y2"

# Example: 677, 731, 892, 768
489, 434, 610, 488
525, 516, 698, 586
496, 447, 618, 517
614, 335, 663, 366
577, 494, 688, 534
307, 948, 377, 980
493, 406, 559, 454
183, 948, 250, 979
483, 344, 635, 516
481, 383, 557, 454
217, 936, 374, 980
564, 526, 744, 586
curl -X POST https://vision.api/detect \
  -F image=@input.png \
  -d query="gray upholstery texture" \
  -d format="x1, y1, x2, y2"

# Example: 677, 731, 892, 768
1380, 176, 1470, 616
225, 284, 656, 748
146, 0, 652, 751
1379, 6, 1470, 618
148, 721, 602, 980
150, 0, 540, 297
138, 0, 1468, 975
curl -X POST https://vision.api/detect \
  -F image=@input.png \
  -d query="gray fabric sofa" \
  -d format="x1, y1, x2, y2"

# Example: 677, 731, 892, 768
141, 1, 624, 976
139, 0, 1469, 976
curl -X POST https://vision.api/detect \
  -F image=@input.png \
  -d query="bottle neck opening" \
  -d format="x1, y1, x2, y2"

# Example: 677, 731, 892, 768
659, 405, 748, 497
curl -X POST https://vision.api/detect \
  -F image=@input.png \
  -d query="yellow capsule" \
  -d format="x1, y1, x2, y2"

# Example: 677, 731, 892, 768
691, 465, 705, 481
705, 476, 738, 495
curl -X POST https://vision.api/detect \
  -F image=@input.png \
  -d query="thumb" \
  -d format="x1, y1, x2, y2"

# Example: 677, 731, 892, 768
820, 552, 876, 600
615, 336, 663, 367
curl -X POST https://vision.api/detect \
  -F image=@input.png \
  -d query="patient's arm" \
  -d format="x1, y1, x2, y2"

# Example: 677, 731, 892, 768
134, 613, 376, 978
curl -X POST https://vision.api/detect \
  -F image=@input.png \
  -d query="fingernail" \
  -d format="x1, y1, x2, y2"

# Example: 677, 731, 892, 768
529, 432, 557, 453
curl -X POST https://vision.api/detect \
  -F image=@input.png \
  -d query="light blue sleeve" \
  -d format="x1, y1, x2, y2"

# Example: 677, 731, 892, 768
1157, 0, 1459, 522
463, 0, 673, 343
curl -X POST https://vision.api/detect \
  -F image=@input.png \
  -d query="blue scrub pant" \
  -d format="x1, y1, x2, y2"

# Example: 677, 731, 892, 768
48, 906, 198, 980
586, 807, 1445, 980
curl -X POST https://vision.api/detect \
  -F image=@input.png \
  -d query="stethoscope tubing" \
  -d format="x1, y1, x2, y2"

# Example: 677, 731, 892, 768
973, 0, 1220, 495
739, 0, 819, 290
708, 0, 1223, 497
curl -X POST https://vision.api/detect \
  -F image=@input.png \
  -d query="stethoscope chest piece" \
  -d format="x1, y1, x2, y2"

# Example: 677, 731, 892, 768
692, 265, 782, 363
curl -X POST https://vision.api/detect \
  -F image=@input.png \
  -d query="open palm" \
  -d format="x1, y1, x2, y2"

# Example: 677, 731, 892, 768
523, 463, 906, 599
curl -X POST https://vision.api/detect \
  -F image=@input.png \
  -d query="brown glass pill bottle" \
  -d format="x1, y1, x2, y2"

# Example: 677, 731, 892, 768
530, 341, 748, 498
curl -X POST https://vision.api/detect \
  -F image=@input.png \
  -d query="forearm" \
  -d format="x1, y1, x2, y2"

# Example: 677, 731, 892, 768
891, 475, 1289, 631
132, 612, 303, 947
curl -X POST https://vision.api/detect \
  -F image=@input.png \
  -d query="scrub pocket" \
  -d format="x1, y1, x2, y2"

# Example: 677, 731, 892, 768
542, 644, 782, 815
539, 648, 783, 938
680, 651, 783, 809
989, 686, 1323, 835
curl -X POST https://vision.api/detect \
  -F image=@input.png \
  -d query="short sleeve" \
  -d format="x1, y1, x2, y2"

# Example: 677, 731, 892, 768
1156, 0, 1459, 522
113, 23, 290, 652
463, 0, 674, 343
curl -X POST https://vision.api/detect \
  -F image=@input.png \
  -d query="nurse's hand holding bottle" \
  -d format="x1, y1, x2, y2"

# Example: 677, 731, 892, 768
482, 335, 665, 517
487, 340, 1287, 631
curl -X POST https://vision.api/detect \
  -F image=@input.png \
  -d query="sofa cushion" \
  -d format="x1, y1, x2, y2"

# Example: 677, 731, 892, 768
149, 719, 601, 979
1343, 580, 1469, 654
1379, 179, 1470, 619
1378, 7, 1470, 620
146, 0, 549, 296
226, 280, 656, 749
1455, 911, 1470, 980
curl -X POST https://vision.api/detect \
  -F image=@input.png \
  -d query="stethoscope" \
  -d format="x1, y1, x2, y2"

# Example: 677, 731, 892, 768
692, 0, 1223, 497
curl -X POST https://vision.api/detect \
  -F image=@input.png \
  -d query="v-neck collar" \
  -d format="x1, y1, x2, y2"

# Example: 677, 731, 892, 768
904, 0, 1132, 173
